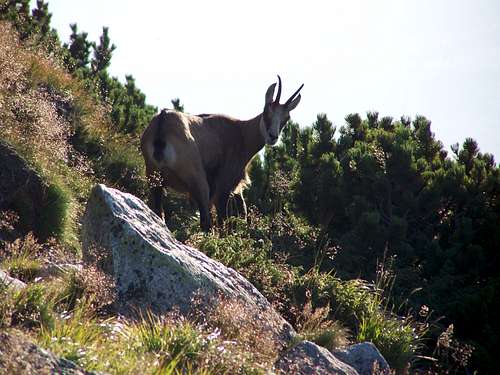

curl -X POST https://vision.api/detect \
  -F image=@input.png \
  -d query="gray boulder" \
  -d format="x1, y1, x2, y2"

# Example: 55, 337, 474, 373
334, 342, 390, 375
0, 330, 98, 374
81, 184, 294, 343
0, 269, 26, 291
275, 340, 359, 375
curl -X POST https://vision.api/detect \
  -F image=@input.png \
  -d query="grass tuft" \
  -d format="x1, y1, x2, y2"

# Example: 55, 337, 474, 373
295, 292, 350, 351
1, 232, 43, 282
38, 297, 109, 368
11, 283, 55, 330
126, 311, 208, 370
354, 261, 429, 372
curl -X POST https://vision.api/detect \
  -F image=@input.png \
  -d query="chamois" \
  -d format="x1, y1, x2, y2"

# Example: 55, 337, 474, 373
140, 76, 303, 231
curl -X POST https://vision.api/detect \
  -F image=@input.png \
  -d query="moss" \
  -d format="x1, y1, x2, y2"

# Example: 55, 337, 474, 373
37, 182, 71, 240
11, 197, 35, 233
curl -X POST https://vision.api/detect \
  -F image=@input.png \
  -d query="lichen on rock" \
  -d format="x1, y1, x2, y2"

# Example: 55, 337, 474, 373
81, 184, 295, 343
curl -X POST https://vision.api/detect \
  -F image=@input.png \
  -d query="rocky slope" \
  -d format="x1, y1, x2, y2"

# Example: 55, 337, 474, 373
80, 183, 389, 374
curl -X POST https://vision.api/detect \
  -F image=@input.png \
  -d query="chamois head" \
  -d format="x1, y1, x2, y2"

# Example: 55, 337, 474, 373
261, 75, 304, 145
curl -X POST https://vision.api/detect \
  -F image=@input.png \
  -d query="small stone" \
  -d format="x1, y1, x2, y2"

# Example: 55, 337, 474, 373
275, 340, 359, 375
0, 330, 98, 374
0, 269, 26, 291
334, 342, 390, 375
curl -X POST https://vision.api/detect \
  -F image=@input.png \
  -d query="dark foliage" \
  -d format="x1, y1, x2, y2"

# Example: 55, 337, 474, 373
246, 112, 499, 373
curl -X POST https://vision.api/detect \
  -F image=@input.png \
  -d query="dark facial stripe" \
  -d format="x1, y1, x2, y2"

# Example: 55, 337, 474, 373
263, 107, 273, 129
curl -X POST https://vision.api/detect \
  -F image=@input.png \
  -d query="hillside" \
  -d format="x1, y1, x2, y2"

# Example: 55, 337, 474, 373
1, 3, 499, 374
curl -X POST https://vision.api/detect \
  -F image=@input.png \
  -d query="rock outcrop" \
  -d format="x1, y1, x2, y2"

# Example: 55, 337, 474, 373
0, 330, 97, 375
275, 340, 359, 375
81, 184, 294, 342
0, 141, 52, 240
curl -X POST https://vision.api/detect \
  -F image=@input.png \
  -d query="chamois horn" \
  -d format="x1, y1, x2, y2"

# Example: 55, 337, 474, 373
285, 83, 304, 106
275, 75, 282, 103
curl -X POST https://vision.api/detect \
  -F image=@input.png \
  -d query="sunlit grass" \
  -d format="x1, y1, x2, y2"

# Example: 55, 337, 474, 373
39, 298, 104, 365
11, 283, 56, 330
124, 311, 210, 371
1, 257, 277, 374
0, 21, 149, 251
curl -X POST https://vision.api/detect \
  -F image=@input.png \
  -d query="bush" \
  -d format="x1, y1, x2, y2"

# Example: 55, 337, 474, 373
188, 216, 296, 310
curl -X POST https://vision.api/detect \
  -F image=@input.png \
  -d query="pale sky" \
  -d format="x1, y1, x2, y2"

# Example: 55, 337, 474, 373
45, 0, 499, 159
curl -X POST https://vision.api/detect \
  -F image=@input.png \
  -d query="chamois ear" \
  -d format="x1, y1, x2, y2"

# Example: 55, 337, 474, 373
265, 82, 277, 105
286, 94, 301, 111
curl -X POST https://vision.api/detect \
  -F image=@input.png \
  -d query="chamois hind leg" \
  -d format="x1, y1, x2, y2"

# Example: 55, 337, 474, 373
151, 186, 164, 219
166, 135, 211, 231
146, 167, 165, 220
174, 165, 211, 232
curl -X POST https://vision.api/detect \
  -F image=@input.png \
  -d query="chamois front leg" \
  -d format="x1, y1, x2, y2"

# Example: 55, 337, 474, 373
215, 190, 231, 227
229, 191, 248, 219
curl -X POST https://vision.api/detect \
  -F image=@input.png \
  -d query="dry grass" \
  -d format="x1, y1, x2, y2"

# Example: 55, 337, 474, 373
0, 22, 90, 248
54, 263, 116, 312
0, 23, 71, 167
0, 210, 20, 237
123, 296, 283, 374
0, 22, 104, 184
295, 291, 350, 351
2, 237, 282, 374
200, 297, 281, 372
0, 21, 147, 249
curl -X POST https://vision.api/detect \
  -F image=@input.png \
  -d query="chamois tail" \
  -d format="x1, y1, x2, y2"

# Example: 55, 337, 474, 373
153, 109, 168, 162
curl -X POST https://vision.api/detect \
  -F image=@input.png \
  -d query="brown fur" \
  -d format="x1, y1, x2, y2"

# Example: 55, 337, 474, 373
141, 110, 264, 230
